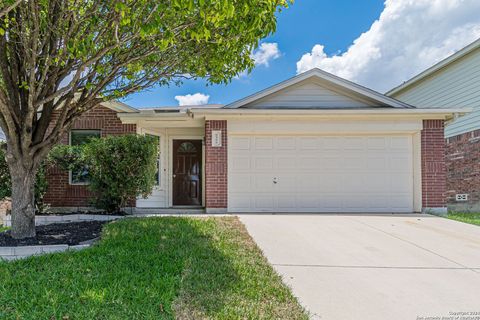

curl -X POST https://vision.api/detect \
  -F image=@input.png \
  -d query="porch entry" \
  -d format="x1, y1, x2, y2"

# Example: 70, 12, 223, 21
172, 139, 202, 206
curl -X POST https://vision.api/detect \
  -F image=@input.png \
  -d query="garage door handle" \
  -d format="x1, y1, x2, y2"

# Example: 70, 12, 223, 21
273, 178, 278, 184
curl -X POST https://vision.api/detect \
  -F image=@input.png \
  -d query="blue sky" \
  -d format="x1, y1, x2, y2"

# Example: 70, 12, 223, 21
124, 0, 480, 108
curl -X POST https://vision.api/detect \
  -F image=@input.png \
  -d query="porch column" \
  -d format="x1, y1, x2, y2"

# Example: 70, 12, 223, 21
205, 120, 228, 213
421, 120, 447, 214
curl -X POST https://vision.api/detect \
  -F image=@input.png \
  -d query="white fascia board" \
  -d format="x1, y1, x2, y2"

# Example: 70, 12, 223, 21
100, 100, 139, 113
117, 110, 192, 124
190, 107, 469, 119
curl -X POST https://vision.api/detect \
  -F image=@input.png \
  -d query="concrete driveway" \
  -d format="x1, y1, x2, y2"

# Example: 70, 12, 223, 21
239, 214, 480, 320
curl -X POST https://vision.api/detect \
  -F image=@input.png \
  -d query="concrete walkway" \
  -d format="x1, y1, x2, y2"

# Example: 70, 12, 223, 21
239, 214, 480, 320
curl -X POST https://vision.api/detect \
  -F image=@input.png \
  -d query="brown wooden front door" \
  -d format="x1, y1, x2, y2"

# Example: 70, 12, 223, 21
172, 139, 202, 206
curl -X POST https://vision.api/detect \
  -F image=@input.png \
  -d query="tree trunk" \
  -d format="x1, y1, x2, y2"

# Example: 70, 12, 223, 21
10, 166, 37, 239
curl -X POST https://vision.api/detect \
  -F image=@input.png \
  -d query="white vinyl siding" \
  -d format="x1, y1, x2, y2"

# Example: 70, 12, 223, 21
246, 80, 381, 109
228, 135, 414, 213
391, 48, 480, 137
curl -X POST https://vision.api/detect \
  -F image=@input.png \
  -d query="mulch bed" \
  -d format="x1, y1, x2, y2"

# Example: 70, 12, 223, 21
0, 221, 107, 247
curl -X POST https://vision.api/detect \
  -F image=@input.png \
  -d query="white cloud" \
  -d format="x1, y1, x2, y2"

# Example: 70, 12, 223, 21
296, 0, 480, 92
174, 93, 210, 106
252, 42, 281, 67
234, 42, 282, 79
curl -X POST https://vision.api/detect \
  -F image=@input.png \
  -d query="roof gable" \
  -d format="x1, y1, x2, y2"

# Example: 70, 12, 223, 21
225, 68, 413, 109
246, 79, 383, 109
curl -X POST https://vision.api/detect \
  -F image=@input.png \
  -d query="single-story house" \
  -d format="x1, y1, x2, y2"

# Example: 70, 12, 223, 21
45, 68, 465, 214
388, 38, 480, 211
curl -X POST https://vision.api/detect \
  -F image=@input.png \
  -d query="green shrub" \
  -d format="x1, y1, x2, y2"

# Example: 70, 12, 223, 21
4, 134, 158, 214
83, 134, 158, 212
48, 144, 85, 172
0, 143, 49, 213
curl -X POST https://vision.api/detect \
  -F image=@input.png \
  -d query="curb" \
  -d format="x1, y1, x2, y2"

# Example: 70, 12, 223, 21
0, 243, 92, 262
3, 214, 123, 227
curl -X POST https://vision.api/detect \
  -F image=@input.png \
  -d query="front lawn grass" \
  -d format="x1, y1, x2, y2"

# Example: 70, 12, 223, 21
0, 217, 307, 320
447, 212, 480, 226
0, 226, 9, 232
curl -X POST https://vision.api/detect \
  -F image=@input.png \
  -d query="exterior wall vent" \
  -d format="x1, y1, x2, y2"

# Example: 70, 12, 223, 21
455, 194, 469, 202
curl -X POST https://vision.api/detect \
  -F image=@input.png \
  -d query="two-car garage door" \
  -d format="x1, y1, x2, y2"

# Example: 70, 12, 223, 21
228, 135, 414, 213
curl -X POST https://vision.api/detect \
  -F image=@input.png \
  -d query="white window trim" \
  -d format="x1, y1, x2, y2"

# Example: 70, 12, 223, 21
142, 130, 162, 189
68, 129, 101, 185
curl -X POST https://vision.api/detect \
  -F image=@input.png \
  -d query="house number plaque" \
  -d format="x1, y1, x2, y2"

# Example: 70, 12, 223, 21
211, 130, 222, 147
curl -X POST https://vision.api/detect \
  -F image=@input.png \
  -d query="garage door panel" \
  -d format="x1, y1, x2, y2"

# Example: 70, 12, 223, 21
254, 137, 273, 150
320, 195, 343, 211
323, 157, 344, 169
230, 157, 251, 171
343, 157, 366, 170
390, 136, 411, 150
343, 174, 368, 192
273, 175, 294, 191
298, 137, 318, 150
296, 195, 320, 209
228, 174, 252, 192
366, 197, 391, 210
276, 196, 297, 209
229, 194, 252, 211
276, 157, 297, 169
228, 135, 414, 213
230, 137, 250, 150
343, 195, 370, 210
317, 174, 343, 192
389, 157, 411, 172
253, 174, 274, 192
296, 175, 320, 191
254, 196, 275, 210
389, 174, 412, 192
389, 194, 413, 211
367, 137, 387, 149
276, 137, 296, 149
344, 137, 366, 149
298, 157, 320, 169
323, 137, 341, 149
367, 174, 390, 192
253, 157, 273, 171
367, 157, 388, 170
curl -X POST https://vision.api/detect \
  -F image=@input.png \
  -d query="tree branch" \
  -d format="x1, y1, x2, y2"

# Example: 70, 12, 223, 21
0, 0, 22, 19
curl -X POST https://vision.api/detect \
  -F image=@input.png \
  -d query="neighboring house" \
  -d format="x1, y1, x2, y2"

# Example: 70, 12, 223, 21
45, 68, 463, 214
388, 39, 480, 211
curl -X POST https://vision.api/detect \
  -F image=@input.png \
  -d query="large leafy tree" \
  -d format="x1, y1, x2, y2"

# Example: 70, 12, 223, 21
0, 0, 290, 238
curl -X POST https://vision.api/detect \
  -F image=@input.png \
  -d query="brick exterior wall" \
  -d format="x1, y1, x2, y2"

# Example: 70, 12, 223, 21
421, 120, 447, 209
44, 105, 136, 207
445, 129, 480, 208
204, 120, 227, 211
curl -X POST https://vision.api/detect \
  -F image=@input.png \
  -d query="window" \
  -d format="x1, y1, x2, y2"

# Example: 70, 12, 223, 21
146, 134, 161, 186
69, 130, 100, 184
